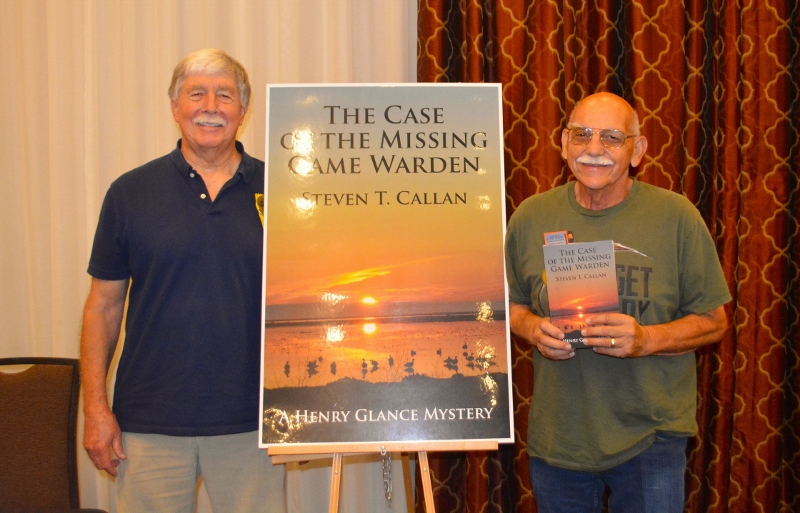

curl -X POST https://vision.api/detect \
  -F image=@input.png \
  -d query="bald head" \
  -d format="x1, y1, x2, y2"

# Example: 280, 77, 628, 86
569, 93, 640, 137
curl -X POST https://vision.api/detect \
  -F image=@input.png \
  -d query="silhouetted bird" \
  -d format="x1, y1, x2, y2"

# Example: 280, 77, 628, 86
404, 360, 415, 375
284, 361, 290, 378
330, 362, 337, 375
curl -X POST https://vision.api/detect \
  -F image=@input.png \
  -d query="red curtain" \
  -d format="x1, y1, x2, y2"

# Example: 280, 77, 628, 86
416, 1, 800, 511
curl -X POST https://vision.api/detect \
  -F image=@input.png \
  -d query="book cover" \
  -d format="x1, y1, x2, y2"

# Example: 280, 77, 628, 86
260, 84, 514, 447
542, 240, 618, 347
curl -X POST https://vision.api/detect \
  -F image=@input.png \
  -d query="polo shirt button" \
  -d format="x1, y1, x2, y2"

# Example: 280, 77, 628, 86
190, 172, 196, 178
200, 193, 207, 199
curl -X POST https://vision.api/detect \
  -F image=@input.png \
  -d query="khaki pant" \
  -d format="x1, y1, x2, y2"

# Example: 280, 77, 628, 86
117, 431, 286, 513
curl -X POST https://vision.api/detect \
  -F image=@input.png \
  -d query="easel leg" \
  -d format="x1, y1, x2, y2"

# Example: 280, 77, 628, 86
418, 451, 436, 513
328, 452, 343, 513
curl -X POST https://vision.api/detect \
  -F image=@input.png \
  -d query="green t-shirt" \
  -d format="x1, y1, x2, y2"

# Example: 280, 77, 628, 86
505, 180, 731, 471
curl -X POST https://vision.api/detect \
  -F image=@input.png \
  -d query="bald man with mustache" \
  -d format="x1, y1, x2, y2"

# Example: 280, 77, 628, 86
505, 92, 731, 513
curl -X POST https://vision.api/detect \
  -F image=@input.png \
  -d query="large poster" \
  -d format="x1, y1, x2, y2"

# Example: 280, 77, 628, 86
259, 84, 512, 448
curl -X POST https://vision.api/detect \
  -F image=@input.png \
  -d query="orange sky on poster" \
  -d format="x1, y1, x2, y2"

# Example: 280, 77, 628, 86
265, 214, 505, 305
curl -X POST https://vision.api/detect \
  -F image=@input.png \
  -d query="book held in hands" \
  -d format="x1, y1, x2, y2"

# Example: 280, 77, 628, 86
542, 240, 619, 347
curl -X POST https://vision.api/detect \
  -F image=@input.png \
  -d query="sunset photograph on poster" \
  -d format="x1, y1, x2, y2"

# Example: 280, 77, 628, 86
259, 84, 513, 447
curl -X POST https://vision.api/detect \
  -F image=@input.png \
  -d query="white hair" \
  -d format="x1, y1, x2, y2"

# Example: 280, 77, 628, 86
168, 48, 251, 109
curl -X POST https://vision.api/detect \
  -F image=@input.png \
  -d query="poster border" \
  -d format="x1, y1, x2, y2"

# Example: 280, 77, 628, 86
258, 83, 513, 449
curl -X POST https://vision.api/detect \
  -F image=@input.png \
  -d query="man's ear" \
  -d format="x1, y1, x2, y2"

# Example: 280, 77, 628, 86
560, 128, 570, 160
171, 100, 180, 123
630, 135, 648, 167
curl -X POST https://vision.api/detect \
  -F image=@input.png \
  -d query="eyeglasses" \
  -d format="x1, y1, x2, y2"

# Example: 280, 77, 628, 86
567, 126, 635, 148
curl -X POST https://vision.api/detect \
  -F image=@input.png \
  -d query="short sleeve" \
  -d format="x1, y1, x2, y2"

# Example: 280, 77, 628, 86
505, 210, 534, 307
87, 183, 131, 281
677, 207, 732, 315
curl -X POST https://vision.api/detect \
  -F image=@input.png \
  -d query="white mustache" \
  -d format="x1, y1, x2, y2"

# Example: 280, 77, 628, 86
576, 155, 614, 166
194, 114, 226, 127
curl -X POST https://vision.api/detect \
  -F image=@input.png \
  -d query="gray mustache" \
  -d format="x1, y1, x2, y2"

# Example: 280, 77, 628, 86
576, 156, 613, 166
194, 114, 226, 127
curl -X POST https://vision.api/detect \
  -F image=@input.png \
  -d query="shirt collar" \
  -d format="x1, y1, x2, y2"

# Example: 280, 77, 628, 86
169, 139, 254, 183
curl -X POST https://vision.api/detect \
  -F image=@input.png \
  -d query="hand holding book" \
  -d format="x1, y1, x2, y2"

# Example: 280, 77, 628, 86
541, 240, 619, 348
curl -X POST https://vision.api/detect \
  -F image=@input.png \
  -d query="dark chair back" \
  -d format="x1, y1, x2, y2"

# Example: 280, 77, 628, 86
0, 357, 81, 511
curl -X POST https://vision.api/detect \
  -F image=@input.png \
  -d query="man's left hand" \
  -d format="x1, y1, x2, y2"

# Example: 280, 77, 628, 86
580, 312, 648, 358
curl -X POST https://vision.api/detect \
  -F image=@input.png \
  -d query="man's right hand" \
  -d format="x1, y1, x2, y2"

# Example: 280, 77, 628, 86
509, 301, 574, 360
526, 316, 575, 360
80, 277, 129, 477
83, 407, 126, 477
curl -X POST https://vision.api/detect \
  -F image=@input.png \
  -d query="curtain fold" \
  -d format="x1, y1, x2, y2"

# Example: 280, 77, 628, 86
417, 0, 800, 511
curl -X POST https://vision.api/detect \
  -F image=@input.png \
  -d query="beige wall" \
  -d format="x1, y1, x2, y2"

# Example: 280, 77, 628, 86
0, 1, 416, 510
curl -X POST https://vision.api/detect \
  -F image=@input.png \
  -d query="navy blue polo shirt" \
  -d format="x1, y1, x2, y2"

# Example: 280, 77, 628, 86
88, 140, 264, 436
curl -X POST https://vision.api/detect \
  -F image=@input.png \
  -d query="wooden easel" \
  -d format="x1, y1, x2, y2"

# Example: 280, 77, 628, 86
270, 440, 499, 513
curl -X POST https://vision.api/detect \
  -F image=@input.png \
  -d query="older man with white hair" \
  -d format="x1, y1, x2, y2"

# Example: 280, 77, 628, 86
80, 48, 284, 512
